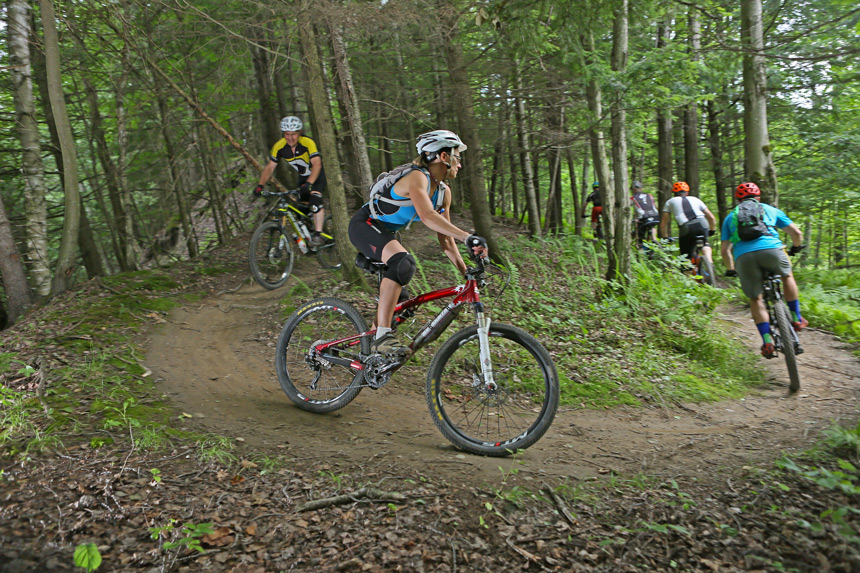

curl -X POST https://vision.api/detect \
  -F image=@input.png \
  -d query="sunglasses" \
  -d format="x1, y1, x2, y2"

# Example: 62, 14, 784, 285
451, 155, 462, 165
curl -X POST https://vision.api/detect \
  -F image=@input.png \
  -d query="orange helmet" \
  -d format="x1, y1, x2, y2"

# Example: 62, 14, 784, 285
735, 182, 761, 200
672, 181, 690, 194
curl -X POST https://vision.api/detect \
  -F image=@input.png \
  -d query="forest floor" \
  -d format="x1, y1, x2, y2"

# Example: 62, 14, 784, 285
2, 217, 860, 572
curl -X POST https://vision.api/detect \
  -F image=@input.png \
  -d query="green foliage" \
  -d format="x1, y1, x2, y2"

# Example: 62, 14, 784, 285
73, 543, 102, 571
795, 268, 860, 349
149, 519, 214, 554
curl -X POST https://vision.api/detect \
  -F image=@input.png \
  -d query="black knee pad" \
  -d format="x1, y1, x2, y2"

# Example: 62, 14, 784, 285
309, 192, 323, 213
384, 252, 416, 287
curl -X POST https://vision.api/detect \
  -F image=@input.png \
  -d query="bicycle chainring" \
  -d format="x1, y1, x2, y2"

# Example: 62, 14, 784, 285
363, 354, 399, 389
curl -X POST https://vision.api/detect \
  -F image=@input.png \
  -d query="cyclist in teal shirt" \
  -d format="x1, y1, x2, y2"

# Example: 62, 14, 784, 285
720, 182, 806, 358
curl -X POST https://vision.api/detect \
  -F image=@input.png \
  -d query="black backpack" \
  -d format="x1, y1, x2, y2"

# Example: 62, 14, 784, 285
732, 200, 770, 241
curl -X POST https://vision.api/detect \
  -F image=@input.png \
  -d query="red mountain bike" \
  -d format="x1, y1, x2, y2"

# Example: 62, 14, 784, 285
274, 254, 560, 456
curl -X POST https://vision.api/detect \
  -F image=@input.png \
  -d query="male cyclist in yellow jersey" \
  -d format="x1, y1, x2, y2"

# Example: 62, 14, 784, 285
254, 116, 326, 247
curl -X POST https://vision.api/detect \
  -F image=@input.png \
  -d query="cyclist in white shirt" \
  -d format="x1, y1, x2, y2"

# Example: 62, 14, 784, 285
660, 181, 717, 265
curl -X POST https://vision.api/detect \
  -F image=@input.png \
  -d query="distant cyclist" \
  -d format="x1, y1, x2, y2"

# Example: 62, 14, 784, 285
582, 181, 603, 239
721, 182, 806, 358
348, 130, 488, 356
254, 116, 326, 247
630, 180, 659, 245
660, 181, 717, 265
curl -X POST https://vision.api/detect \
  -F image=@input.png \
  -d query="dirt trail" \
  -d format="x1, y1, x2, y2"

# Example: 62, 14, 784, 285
145, 260, 860, 489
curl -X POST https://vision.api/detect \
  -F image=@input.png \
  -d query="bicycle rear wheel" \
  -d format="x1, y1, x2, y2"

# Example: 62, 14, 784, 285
316, 215, 341, 270
275, 297, 369, 413
426, 323, 559, 456
697, 256, 715, 286
773, 301, 800, 392
249, 221, 295, 290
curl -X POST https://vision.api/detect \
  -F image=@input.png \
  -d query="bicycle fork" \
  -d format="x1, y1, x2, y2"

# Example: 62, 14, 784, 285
474, 304, 497, 390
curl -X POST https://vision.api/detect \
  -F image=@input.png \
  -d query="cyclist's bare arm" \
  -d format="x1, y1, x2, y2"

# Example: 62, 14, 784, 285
436, 190, 468, 274
703, 207, 717, 231
398, 171, 471, 242
721, 239, 735, 270
258, 159, 277, 186
783, 223, 803, 247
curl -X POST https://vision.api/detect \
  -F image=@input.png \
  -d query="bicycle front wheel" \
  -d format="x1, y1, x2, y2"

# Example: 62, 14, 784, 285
774, 300, 800, 392
426, 323, 559, 456
249, 221, 295, 289
316, 215, 342, 270
275, 297, 369, 413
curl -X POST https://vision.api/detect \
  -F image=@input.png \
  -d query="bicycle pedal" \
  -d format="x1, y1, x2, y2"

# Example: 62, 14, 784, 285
795, 344, 804, 355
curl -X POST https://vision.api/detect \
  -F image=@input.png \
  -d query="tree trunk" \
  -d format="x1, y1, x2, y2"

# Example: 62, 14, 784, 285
706, 98, 729, 222
582, 30, 614, 241
439, 0, 499, 256
0, 191, 33, 325
194, 116, 229, 245
656, 20, 673, 212
512, 59, 541, 237
157, 86, 198, 258
568, 148, 582, 236
8, 0, 51, 297
297, 1, 364, 286
608, 0, 631, 283
329, 23, 373, 194
252, 43, 280, 154
741, 0, 779, 205
683, 12, 701, 196
40, 0, 80, 295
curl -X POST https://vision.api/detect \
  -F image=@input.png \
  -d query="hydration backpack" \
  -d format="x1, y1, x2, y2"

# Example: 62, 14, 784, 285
367, 163, 445, 220
732, 200, 770, 241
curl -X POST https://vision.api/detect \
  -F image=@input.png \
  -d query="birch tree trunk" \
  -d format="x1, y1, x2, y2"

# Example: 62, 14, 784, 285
741, 0, 779, 205
8, 0, 51, 297
683, 12, 701, 196
608, 0, 631, 283
40, 0, 80, 295
656, 19, 673, 212
297, 1, 364, 285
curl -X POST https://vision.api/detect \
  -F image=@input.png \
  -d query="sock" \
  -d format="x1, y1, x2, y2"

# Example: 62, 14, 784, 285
756, 322, 772, 344
375, 327, 391, 340
787, 299, 802, 323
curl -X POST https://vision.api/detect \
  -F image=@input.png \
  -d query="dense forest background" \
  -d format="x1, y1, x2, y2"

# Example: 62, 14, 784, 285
1, 0, 859, 327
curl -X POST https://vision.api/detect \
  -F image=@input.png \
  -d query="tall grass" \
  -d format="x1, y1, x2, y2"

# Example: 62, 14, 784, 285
795, 268, 860, 349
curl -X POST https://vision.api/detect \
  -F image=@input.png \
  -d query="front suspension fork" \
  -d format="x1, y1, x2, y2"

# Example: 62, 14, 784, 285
474, 306, 496, 390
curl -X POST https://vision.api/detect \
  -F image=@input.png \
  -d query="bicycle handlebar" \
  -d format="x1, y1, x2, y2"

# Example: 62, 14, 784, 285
261, 189, 301, 200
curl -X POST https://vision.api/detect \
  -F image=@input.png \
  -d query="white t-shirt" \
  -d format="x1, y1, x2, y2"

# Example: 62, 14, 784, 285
662, 195, 708, 226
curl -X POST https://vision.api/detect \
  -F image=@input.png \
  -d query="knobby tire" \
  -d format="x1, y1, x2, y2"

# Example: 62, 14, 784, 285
275, 297, 368, 413
249, 221, 295, 290
698, 256, 715, 286
774, 301, 800, 392
426, 323, 559, 457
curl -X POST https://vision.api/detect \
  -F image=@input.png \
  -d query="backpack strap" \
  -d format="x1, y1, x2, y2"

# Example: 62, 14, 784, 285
680, 196, 697, 222
368, 164, 431, 220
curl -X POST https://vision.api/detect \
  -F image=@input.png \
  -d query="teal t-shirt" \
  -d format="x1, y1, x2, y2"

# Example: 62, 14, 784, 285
720, 202, 792, 259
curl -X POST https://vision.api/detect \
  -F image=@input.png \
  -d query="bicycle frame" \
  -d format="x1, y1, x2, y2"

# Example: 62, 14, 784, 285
265, 191, 334, 243
311, 267, 494, 384
762, 273, 800, 351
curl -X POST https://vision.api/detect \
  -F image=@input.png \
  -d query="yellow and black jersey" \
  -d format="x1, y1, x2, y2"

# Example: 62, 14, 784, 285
269, 136, 326, 187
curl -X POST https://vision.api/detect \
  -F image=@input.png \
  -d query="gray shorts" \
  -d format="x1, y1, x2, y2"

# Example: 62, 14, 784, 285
736, 248, 793, 299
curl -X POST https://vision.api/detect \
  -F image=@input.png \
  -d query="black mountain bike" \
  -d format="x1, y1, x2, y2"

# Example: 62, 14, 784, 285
274, 253, 560, 457
249, 190, 340, 289
688, 232, 716, 286
761, 262, 804, 393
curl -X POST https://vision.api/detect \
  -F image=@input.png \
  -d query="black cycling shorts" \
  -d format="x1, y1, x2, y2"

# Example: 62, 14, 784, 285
636, 216, 659, 241
348, 205, 397, 262
678, 218, 710, 258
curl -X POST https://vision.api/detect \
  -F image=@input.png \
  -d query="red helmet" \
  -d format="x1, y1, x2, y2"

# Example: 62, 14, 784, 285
735, 182, 761, 200
672, 181, 690, 194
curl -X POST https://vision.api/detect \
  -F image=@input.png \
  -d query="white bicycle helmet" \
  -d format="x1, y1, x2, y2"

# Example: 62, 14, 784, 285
280, 116, 303, 132
415, 130, 467, 159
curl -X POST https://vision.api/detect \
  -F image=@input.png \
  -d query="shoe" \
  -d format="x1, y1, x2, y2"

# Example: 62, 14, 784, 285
761, 342, 776, 359
371, 332, 410, 356
309, 233, 324, 248
792, 317, 808, 332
